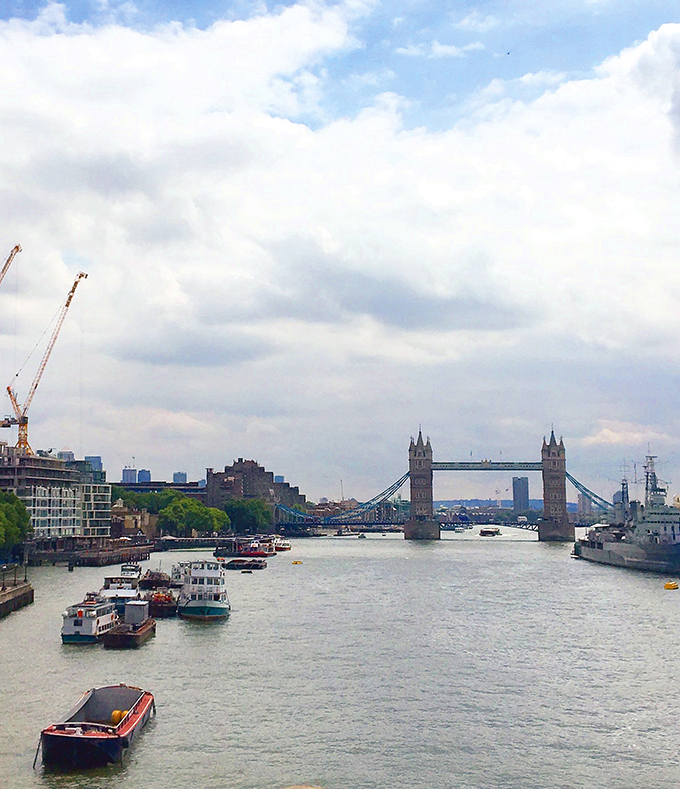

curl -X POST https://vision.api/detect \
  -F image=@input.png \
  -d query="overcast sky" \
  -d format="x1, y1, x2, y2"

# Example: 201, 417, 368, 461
1, 0, 679, 504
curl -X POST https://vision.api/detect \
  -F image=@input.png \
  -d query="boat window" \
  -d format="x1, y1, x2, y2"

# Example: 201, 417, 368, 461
74, 619, 82, 627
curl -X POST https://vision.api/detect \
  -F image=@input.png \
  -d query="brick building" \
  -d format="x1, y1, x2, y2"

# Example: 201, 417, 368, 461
206, 458, 306, 512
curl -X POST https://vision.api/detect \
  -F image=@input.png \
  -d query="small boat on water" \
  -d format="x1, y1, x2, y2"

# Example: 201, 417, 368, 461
238, 539, 276, 558
102, 601, 156, 649
177, 561, 231, 621
170, 561, 191, 588
479, 527, 502, 537
99, 572, 141, 615
144, 588, 178, 617
120, 563, 142, 582
222, 557, 267, 571
39, 684, 155, 768
274, 537, 292, 551
61, 592, 118, 644
139, 568, 172, 590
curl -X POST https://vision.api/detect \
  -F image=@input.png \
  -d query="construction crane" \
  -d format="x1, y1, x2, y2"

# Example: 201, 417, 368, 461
2, 271, 87, 455
0, 244, 21, 287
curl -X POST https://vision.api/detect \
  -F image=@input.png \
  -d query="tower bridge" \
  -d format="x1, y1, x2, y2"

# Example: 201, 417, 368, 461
276, 429, 608, 542
405, 429, 573, 542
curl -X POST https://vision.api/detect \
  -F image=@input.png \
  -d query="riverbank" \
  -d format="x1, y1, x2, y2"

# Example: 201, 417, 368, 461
0, 580, 33, 619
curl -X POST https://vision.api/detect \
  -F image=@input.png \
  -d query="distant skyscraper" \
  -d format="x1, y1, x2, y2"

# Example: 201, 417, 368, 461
577, 494, 593, 515
85, 455, 103, 472
274, 475, 284, 484
137, 469, 151, 483
57, 450, 75, 462
512, 477, 529, 512
122, 467, 137, 484
173, 471, 187, 484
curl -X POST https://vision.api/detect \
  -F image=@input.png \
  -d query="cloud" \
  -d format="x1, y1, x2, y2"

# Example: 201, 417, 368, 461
580, 422, 674, 447
453, 11, 501, 34
396, 40, 484, 59
3, 8, 680, 497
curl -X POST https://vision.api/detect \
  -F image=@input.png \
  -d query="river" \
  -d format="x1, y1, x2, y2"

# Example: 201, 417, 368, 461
1, 530, 679, 789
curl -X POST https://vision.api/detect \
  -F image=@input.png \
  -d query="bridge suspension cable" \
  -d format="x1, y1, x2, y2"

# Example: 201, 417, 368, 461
276, 472, 410, 524
565, 472, 612, 511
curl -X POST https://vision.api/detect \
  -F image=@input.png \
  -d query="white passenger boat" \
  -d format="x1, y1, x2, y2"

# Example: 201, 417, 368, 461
61, 592, 118, 644
170, 561, 191, 588
99, 573, 141, 614
177, 561, 231, 621
120, 563, 142, 583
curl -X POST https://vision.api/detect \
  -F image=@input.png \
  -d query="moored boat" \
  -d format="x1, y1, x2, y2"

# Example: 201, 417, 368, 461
120, 563, 142, 582
574, 455, 680, 572
479, 527, 502, 537
102, 601, 156, 649
61, 592, 118, 644
99, 572, 141, 615
274, 537, 292, 551
139, 568, 172, 590
177, 560, 230, 621
222, 557, 267, 571
238, 540, 276, 558
40, 684, 155, 768
144, 588, 178, 617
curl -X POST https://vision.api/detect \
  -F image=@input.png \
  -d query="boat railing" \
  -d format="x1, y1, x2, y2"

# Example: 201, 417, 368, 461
51, 722, 117, 734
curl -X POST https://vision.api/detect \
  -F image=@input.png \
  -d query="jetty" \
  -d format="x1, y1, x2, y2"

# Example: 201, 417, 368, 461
26, 536, 152, 567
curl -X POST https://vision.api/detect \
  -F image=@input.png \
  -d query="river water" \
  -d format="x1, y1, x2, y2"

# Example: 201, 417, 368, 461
1, 530, 680, 789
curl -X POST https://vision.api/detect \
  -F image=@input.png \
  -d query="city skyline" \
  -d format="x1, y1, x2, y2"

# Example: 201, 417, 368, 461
1, 2, 679, 502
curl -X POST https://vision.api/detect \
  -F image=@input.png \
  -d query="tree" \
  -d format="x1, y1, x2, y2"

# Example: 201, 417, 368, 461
157, 498, 231, 536
111, 485, 185, 514
222, 498, 272, 534
0, 491, 31, 553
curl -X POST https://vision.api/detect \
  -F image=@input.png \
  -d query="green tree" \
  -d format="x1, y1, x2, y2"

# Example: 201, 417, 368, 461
111, 485, 185, 514
222, 498, 272, 534
0, 491, 31, 553
157, 498, 231, 536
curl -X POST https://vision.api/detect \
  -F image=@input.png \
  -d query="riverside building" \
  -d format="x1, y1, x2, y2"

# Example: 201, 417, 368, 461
0, 444, 111, 538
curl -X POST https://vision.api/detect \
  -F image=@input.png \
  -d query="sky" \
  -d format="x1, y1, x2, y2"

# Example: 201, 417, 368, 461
1, 0, 680, 504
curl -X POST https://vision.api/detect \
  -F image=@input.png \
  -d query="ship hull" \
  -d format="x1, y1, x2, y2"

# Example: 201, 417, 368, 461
575, 540, 680, 572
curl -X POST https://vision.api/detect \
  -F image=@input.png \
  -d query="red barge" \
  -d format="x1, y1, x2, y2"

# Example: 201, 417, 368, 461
39, 683, 155, 768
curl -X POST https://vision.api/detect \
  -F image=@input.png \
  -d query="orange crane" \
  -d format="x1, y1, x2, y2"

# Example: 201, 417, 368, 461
3, 271, 87, 455
0, 244, 21, 287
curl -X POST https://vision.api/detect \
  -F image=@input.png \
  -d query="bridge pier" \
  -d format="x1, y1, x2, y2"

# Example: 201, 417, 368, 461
404, 431, 440, 540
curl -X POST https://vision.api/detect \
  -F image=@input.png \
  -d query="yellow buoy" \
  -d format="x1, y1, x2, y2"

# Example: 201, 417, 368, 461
292, 560, 302, 565
110, 710, 122, 725
664, 581, 678, 590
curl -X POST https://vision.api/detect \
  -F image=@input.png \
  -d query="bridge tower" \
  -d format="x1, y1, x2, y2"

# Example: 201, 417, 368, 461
404, 430, 440, 540
539, 431, 574, 542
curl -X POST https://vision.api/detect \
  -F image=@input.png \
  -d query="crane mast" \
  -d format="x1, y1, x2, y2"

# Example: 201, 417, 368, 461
0, 244, 21, 287
5, 271, 88, 455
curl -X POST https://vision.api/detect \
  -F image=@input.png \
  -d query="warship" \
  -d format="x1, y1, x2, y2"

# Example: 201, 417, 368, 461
574, 456, 680, 572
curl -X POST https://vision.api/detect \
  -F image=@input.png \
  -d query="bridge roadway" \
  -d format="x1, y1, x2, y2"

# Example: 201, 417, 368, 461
432, 461, 543, 472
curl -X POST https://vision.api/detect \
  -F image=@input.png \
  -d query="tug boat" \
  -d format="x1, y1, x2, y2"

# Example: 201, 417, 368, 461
61, 593, 118, 644
102, 600, 156, 649
40, 684, 155, 768
144, 588, 178, 617
177, 560, 230, 620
